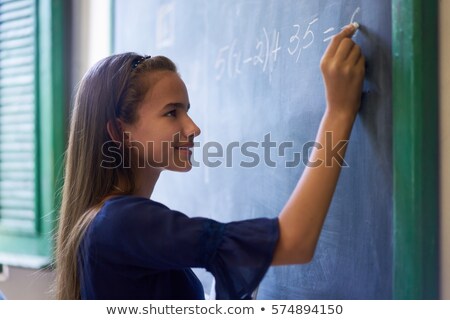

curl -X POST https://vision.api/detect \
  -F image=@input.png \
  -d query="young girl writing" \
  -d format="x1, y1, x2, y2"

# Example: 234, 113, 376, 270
55, 23, 364, 299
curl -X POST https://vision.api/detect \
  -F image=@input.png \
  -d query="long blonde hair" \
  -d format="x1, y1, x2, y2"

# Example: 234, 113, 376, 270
55, 53, 177, 299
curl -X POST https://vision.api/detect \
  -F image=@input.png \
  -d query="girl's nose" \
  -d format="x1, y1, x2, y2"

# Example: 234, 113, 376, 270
183, 116, 201, 139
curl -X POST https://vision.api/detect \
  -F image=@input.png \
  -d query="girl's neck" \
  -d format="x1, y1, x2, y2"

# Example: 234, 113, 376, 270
131, 167, 161, 199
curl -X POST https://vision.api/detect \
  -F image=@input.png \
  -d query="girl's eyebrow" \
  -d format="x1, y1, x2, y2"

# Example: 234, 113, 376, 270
163, 103, 190, 111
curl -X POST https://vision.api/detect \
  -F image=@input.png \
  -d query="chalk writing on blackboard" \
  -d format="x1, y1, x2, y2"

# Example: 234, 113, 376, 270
214, 6, 361, 81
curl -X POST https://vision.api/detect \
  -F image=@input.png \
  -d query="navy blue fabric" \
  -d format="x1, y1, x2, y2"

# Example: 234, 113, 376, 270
78, 195, 279, 299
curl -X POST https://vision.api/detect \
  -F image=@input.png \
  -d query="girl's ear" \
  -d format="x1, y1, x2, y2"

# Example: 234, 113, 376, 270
106, 119, 129, 144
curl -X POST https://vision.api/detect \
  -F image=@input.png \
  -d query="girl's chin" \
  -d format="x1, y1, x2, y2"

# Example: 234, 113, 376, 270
166, 162, 193, 172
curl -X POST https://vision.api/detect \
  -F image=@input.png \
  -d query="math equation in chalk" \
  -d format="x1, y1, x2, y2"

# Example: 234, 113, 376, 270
214, 7, 361, 81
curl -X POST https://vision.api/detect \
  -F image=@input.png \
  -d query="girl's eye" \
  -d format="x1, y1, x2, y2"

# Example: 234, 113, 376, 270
166, 110, 176, 117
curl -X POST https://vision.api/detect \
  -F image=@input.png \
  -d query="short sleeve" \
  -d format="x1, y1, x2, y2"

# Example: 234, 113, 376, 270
88, 196, 279, 299
204, 218, 279, 299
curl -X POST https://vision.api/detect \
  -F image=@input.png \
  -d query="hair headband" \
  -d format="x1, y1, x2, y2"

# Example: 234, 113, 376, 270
131, 55, 151, 69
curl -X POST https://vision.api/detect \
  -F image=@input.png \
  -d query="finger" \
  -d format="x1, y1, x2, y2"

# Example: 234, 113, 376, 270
355, 54, 366, 77
323, 23, 357, 57
357, 54, 366, 72
335, 38, 355, 61
347, 44, 362, 65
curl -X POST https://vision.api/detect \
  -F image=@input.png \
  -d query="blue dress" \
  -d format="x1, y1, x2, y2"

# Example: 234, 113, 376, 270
78, 195, 279, 299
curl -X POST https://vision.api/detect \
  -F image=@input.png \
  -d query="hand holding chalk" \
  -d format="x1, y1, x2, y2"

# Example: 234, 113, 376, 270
320, 22, 365, 119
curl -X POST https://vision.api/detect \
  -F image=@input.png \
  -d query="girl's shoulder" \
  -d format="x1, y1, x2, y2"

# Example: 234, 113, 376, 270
103, 194, 168, 210
84, 195, 192, 248
91, 195, 182, 231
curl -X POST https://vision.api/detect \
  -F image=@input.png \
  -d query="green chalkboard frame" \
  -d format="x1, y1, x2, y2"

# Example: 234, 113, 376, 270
392, 0, 439, 299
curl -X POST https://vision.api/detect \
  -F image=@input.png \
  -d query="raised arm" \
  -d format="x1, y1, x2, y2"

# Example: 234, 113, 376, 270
272, 23, 365, 265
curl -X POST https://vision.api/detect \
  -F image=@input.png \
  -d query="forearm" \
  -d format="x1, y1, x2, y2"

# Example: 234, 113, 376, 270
273, 110, 355, 265
271, 22, 364, 266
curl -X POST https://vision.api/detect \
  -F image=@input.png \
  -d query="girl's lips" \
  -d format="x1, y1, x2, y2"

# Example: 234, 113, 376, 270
174, 141, 194, 157
175, 147, 192, 155
174, 143, 194, 148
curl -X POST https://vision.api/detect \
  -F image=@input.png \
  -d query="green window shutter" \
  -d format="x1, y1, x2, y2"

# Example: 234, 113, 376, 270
0, 0, 38, 236
0, 0, 65, 268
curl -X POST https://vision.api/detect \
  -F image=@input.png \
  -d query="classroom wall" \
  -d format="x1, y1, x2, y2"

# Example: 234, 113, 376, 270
70, 0, 111, 84
440, 0, 450, 300
0, 0, 448, 300
0, 266, 54, 299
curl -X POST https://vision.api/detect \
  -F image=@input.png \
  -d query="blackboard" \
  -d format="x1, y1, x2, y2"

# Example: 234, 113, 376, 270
113, 0, 392, 299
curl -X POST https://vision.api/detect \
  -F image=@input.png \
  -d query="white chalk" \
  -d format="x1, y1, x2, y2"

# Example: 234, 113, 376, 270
352, 22, 360, 30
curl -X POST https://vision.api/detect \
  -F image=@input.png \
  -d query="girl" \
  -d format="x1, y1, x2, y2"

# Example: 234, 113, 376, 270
55, 23, 364, 299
